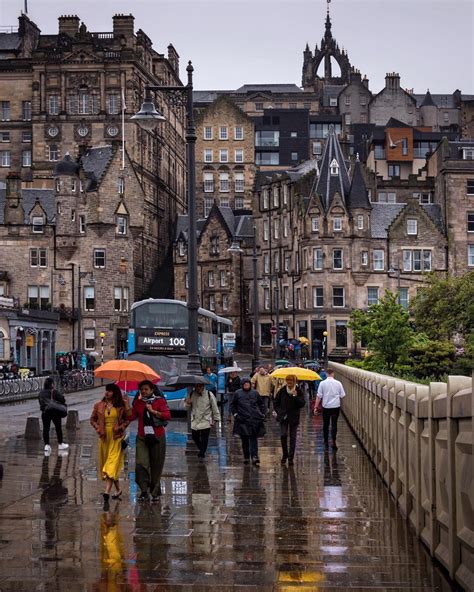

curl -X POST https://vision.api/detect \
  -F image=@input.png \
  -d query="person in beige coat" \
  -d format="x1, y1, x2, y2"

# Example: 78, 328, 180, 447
185, 384, 221, 459
251, 367, 274, 414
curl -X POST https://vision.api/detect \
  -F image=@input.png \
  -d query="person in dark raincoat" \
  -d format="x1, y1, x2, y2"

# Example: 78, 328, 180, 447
230, 377, 266, 466
273, 374, 306, 466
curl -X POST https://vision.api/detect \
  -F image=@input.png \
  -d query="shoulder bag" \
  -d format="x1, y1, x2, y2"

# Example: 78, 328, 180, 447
45, 390, 67, 418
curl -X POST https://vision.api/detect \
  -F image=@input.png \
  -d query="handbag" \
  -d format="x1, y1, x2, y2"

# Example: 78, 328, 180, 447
121, 436, 129, 450
45, 391, 67, 418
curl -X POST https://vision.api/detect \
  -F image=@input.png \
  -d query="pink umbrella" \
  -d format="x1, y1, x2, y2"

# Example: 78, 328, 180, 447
115, 378, 159, 392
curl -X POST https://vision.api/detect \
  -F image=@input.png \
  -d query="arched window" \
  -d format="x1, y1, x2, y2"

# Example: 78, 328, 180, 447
0, 330, 6, 359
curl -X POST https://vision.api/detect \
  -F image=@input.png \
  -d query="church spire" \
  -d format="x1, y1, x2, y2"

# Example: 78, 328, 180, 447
325, 0, 332, 38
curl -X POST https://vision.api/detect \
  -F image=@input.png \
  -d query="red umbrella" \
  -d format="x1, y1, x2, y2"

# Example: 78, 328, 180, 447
115, 378, 159, 392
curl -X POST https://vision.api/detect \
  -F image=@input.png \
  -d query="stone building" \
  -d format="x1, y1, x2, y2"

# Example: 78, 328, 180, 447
369, 73, 418, 127
338, 69, 372, 126
0, 144, 149, 362
173, 205, 254, 346
0, 12, 186, 275
195, 96, 256, 217
460, 99, 474, 140
252, 129, 447, 358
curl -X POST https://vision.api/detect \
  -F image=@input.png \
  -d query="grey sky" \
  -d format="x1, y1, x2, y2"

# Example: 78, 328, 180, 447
1, 0, 473, 94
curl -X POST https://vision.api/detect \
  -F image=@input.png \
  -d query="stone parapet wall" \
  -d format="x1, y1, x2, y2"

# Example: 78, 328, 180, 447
330, 361, 473, 591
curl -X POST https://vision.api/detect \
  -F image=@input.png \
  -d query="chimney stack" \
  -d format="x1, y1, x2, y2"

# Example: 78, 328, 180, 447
58, 15, 80, 37
385, 72, 401, 91
113, 14, 134, 40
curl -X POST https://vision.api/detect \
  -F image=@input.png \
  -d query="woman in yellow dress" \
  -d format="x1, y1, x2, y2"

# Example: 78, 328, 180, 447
90, 384, 130, 503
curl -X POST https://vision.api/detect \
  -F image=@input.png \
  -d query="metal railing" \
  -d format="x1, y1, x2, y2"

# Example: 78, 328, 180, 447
0, 370, 96, 403
331, 361, 473, 591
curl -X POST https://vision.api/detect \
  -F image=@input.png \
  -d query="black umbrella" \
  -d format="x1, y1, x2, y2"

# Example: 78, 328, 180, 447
165, 374, 211, 389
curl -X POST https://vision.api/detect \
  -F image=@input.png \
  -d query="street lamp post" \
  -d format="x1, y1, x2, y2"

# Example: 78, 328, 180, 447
132, 62, 201, 375
251, 225, 260, 367
99, 331, 106, 365
323, 330, 328, 368
388, 266, 401, 298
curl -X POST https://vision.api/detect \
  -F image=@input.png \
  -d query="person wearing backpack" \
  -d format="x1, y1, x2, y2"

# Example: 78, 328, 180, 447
185, 383, 221, 459
38, 376, 69, 455
129, 380, 171, 502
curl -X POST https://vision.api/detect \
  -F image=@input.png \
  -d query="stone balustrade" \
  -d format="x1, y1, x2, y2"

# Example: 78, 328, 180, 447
330, 361, 473, 591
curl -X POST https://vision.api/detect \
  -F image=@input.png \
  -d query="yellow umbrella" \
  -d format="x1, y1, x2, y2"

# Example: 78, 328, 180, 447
298, 336, 310, 345
271, 367, 321, 381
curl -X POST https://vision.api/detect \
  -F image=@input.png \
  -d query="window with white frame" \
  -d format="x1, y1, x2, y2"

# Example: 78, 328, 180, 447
219, 149, 228, 163
22, 101, 32, 121
272, 186, 279, 207
235, 197, 244, 209
263, 287, 270, 310
209, 294, 216, 310
22, 131, 31, 142
219, 173, 229, 192
283, 184, 289, 205
204, 149, 213, 163
367, 287, 379, 305
344, 95, 351, 106
296, 287, 301, 309
263, 220, 269, 241
113, 287, 129, 312
283, 286, 289, 309
284, 254, 290, 272
219, 126, 228, 140
28, 285, 50, 309
220, 270, 226, 287
48, 94, 59, 115
468, 245, 474, 267
203, 172, 214, 192
178, 241, 186, 257
0, 132, 10, 142
32, 216, 44, 233
373, 249, 384, 270
1, 101, 10, 121
403, 249, 431, 272
312, 141, 322, 156
204, 197, 213, 217
263, 253, 270, 273
48, 144, 59, 161
116, 215, 127, 235
283, 216, 289, 237
94, 249, 106, 269
204, 126, 212, 140
333, 216, 342, 231
273, 219, 279, 239
274, 251, 280, 272
262, 188, 269, 209
79, 215, 86, 234
345, 114, 351, 125
84, 329, 95, 350
185, 272, 189, 288
407, 218, 418, 235
107, 93, 120, 115
361, 250, 368, 266
235, 149, 243, 163
291, 152, 298, 162
222, 294, 229, 310
357, 215, 364, 230
210, 236, 219, 255
84, 286, 95, 311
399, 288, 409, 308
117, 177, 125, 194
313, 248, 323, 270
311, 217, 319, 233
0, 151, 11, 166
333, 248, 343, 270
234, 172, 244, 192
220, 196, 229, 207
30, 248, 47, 268
332, 287, 345, 307
360, 95, 367, 106
234, 126, 243, 140
378, 192, 396, 203
22, 150, 31, 167
330, 158, 339, 176
313, 286, 323, 307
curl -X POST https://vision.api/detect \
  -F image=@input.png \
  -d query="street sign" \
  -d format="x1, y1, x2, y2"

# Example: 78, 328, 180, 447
270, 326, 277, 335
135, 328, 187, 353
222, 332, 236, 348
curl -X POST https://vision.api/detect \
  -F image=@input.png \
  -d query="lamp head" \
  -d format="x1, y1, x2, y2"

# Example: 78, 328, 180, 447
323, 331, 328, 337
131, 97, 166, 131
227, 240, 243, 254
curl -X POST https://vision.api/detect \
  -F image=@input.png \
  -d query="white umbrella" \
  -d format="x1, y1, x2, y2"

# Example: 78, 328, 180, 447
218, 366, 243, 374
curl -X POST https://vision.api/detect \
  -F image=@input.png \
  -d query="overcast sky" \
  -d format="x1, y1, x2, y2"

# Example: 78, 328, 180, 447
2, 0, 473, 94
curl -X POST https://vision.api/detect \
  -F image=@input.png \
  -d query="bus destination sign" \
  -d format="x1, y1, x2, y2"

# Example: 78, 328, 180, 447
136, 329, 187, 353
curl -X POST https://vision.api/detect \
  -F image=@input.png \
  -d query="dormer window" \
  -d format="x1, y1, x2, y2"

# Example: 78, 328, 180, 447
32, 216, 44, 233
330, 158, 339, 176
55, 178, 61, 192
333, 216, 342, 231
116, 215, 127, 236
407, 219, 418, 235
178, 241, 186, 257
462, 148, 474, 160
117, 177, 125, 194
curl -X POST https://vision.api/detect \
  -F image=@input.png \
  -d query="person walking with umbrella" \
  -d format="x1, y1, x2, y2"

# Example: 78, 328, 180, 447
185, 383, 221, 459
129, 380, 171, 502
273, 374, 306, 466
230, 377, 266, 466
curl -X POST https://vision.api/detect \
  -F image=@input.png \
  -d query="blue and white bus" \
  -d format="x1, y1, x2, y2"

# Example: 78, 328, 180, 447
127, 299, 233, 410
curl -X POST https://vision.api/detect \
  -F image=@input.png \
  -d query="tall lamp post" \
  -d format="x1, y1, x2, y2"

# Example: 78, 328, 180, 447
262, 275, 280, 360
388, 266, 401, 301
251, 226, 260, 366
323, 330, 328, 368
132, 62, 201, 375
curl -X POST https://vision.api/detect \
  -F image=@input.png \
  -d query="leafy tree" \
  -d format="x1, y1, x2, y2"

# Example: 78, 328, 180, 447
407, 339, 456, 379
410, 272, 474, 341
349, 291, 414, 370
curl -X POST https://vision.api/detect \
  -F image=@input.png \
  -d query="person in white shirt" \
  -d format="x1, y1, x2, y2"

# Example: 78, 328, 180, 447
314, 368, 345, 450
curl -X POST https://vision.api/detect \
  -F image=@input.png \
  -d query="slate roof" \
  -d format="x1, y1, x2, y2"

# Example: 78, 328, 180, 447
0, 33, 21, 52
234, 84, 303, 94
315, 127, 351, 210
370, 202, 444, 238
446, 141, 474, 159
193, 90, 230, 104
420, 90, 436, 107
347, 160, 371, 210
176, 207, 253, 242
81, 146, 113, 191
0, 189, 55, 225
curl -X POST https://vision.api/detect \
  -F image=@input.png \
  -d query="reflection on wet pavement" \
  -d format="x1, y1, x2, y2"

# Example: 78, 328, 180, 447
0, 411, 453, 591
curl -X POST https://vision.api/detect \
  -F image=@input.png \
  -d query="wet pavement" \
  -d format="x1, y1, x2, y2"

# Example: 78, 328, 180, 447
0, 405, 455, 591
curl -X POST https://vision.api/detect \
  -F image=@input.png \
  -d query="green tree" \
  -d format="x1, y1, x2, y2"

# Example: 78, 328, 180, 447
410, 272, 474, 340
349, 291, 414, 370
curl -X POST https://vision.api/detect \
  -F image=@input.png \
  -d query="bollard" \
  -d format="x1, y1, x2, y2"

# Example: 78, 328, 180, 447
66, 409, 80, 430
25, 416, 41, 440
